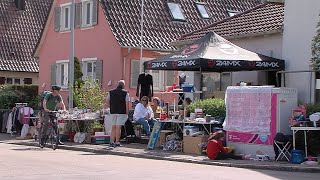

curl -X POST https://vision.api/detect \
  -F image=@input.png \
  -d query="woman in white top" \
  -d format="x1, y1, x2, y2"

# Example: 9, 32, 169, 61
133, 96, 157, 135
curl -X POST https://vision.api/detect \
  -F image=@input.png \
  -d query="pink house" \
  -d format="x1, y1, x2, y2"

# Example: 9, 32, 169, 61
34, 0, 261, 107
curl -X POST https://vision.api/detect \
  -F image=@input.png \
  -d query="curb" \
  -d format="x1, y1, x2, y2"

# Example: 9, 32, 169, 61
8, 141, 320, 173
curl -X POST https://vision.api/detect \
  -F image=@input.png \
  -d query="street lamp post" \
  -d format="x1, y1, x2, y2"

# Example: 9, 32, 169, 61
139, 0, 145, 73
69, 0, 75, 109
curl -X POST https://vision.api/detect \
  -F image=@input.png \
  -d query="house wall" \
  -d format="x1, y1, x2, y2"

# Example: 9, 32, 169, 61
0, 71, 38, 84
230, 33, 283, 86
38, 0, 122, 106
282, 0, 320, 103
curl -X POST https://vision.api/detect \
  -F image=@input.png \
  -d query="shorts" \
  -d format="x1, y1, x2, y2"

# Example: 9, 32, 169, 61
111, 114, 128, 126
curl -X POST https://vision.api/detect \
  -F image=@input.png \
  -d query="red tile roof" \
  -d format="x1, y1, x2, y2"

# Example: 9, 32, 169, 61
0, 0, 52, 72
178, 2, 284, 44
100, 0, 262, 51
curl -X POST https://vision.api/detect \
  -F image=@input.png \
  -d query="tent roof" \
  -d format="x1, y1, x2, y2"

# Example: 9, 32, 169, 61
144, 32, 284, 72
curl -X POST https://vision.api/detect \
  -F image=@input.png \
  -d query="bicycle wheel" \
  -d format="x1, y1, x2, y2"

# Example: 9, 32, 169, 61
38, 126, 44, 148
51, 126, 59, 150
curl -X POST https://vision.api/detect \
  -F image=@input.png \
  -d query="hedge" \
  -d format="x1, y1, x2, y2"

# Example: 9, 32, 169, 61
0, 85, 39, 109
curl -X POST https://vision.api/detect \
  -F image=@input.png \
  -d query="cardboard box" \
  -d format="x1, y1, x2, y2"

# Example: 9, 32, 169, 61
155, 130, 174, 148
183, 135, 208, 155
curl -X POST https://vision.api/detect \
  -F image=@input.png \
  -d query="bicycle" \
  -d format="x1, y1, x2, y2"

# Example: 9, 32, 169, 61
39, 111, 60, 150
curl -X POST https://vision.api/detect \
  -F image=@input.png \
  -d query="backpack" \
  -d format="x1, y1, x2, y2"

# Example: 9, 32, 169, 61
40, 91, 52, 110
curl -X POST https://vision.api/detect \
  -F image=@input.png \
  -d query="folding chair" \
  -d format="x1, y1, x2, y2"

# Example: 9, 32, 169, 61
274, 140, 291, 161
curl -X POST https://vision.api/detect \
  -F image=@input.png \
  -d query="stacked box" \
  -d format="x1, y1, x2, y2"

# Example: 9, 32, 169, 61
91, 135, 110, 144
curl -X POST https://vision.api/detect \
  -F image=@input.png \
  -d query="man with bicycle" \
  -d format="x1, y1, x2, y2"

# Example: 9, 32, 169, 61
40, 85, 66, 147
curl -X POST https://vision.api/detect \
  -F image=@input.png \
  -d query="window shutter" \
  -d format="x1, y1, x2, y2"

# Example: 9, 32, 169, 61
51, 64, 57, 85
92, 0, 98, 26
95, 60, 103, 84
75, 2, 82, 28
130, 60, 140, 88
166, 71, 174, 86
54, 7, 61, 32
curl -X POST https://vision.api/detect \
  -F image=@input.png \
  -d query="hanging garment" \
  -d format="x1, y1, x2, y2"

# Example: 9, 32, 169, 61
20, 107, 33, 124
136, 73, 153, 101
1, 111, 9, 132
20, 124, 29, 138
6, 112, 13, 134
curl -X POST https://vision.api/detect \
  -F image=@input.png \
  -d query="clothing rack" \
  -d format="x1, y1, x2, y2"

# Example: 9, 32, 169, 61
15, 103, 28, 107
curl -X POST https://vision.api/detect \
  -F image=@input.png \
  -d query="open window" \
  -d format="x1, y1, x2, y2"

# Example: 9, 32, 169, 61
167, 2, 186, 21
195, 2, 210, 19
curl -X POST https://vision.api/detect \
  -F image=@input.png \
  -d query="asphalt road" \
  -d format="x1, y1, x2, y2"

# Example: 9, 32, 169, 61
0, 143, 319, 180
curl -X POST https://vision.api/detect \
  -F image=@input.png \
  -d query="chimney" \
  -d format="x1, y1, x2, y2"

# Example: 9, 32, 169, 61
15, 0, 26, 10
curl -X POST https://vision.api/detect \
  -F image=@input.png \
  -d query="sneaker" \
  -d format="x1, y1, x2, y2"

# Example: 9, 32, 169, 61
114, 142, 122, 147
109, 142, 115, 147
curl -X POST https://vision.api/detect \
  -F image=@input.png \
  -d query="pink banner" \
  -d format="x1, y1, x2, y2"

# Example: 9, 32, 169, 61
227, 94, 277, 145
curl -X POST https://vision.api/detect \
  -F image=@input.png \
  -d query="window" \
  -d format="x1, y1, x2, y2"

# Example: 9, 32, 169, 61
195, 2, 210, 18
23, 78, 32, 85
6, 78, 12, 84
5, 77, 20, 84
60, 4, 71, 31
14, 78, 21, 84
228, 10, 239, 17
167, 2, 185, 21
82, 0, 93, 27
56, 61, 69, 88
82, 58, 97, 80
0, 77, 5, 84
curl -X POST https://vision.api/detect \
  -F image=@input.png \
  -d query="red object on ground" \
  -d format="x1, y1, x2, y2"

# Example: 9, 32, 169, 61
206, 139, 227, 160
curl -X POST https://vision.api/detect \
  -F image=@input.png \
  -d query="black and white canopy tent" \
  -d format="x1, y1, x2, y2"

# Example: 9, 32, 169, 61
144, 31, 284, 72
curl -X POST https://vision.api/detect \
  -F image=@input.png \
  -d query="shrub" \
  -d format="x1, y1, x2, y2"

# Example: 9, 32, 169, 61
305, 103, 320, 117
187, 98, 226, 118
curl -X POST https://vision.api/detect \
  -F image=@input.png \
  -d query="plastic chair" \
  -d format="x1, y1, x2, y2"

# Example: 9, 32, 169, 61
274, 140, 291, 161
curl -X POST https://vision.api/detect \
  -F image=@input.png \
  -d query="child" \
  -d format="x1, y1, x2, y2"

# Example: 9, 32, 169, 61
206, 131, 245, 160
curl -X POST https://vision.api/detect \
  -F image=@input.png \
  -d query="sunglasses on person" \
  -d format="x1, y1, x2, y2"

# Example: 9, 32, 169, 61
141, 99, 148, 102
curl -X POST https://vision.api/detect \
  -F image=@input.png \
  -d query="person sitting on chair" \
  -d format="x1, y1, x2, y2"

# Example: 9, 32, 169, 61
151, 97, 163, 119
133, 96, 157, 136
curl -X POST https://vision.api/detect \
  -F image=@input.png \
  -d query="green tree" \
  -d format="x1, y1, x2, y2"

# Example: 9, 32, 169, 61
74, 57, 83, 84
72, 77, 107, 112
311, 14, 320, 70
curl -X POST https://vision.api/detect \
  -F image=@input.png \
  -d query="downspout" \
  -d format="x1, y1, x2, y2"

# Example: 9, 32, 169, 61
123, 48, 131, 80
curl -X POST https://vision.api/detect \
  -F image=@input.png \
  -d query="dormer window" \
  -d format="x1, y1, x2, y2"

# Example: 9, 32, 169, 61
167, 2, 185, 21
195, 2, 210, 19
228, 10, 239, 17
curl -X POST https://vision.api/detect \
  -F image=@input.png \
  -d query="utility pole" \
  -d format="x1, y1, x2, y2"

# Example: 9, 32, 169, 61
139, 0, 145, 73
69, 0, 75, 109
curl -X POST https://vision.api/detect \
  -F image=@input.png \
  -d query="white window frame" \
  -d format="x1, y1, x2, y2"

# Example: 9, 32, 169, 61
60, 3, 71, 31
81, 0, 94, 27
195, 2, 210, 19
167, 2, 186, 21
82, 58, 97, 80
56, 60, 69, 88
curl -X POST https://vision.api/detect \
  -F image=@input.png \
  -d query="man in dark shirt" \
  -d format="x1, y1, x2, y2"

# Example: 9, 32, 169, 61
107, 80, 130, 147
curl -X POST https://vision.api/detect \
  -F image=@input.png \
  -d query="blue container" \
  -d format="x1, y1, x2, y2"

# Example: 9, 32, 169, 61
290, 150, 304, 164
182, 84, 194, 92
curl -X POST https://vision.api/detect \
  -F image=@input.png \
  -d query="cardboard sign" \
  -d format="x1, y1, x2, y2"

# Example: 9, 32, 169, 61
147, 121, 162, 150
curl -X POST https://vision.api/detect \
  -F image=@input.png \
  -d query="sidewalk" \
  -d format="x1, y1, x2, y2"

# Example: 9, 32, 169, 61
1, 133, 320, 173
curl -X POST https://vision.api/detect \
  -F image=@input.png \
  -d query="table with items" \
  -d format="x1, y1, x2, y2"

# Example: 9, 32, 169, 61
291, 126, 320, 158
